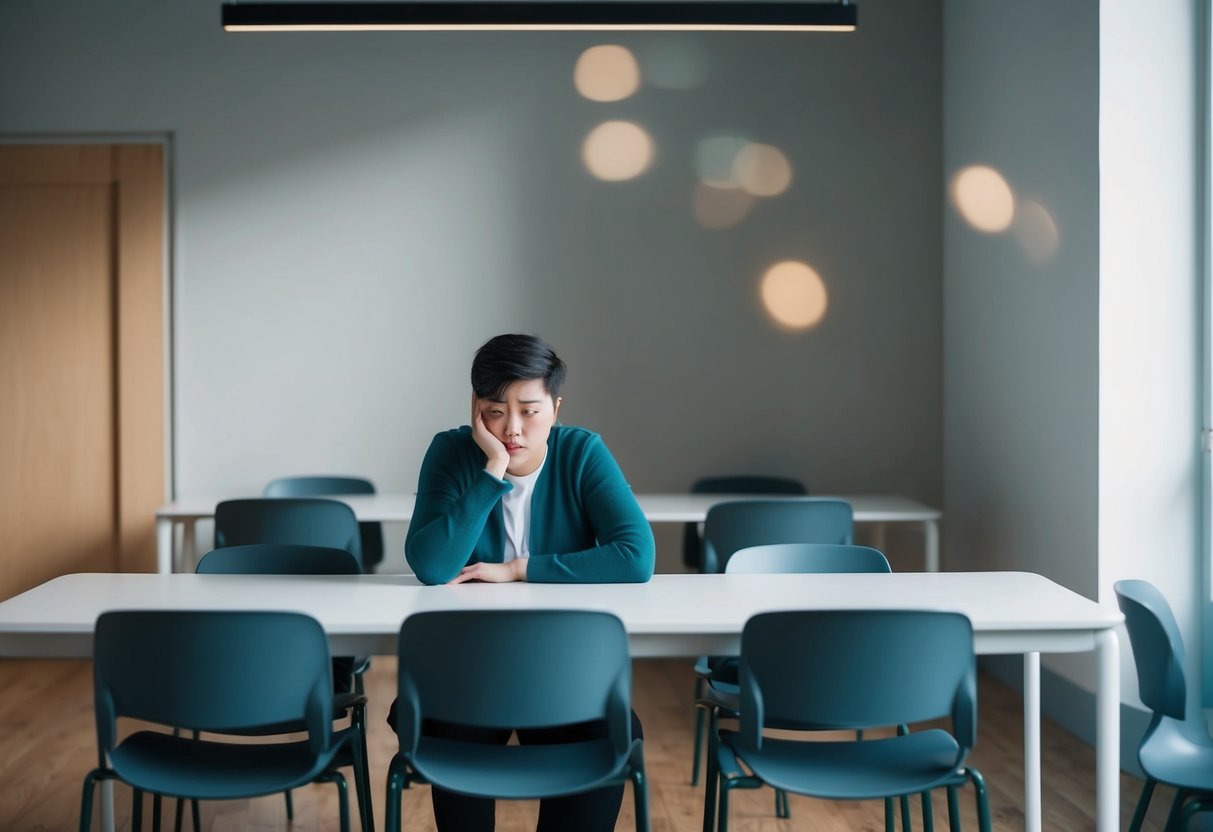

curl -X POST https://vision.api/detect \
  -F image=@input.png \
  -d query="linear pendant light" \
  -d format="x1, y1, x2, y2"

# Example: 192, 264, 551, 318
221, 2, 858, 33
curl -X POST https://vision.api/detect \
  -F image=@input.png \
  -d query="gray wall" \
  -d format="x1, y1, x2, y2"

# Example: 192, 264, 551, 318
943, 0, 1099, 604
1, 0, 944, 572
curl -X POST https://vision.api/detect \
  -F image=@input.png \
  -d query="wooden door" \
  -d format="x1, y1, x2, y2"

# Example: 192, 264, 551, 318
0, 145, 165, 599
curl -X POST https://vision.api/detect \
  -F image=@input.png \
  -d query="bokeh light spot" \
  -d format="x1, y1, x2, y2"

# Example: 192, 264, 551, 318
734, 143, 793, 197
951, 165, 1015, 233
582, 121, 654, 181
695, 135, 749, 188
760, 261, 829, 330
693, 183, 756, 229
574, 45, 641, 102
1013, 200, 1060, 264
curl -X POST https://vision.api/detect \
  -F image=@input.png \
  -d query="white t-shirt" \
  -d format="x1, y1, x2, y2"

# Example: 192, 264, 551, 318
502, 459, 545, 562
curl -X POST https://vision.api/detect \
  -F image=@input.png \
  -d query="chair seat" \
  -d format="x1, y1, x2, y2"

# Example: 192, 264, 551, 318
111, 729, 346, 799
1140, 717, 1213, 791
410, 736, 630, 799
719, 728, 966, 800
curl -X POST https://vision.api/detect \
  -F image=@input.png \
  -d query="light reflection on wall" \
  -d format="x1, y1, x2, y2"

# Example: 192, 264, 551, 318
734, 143, 792, 197
695, 135, 750, 188
693, 183, 756, 229
951, 165, 1015, 232
573, 45, 641, 102
760, 260, 829, 330
1013, 199, 1060, 264
581, 121, 654, 181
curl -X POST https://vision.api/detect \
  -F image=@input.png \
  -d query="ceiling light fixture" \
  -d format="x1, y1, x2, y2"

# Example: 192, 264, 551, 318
221, 1, 858, 33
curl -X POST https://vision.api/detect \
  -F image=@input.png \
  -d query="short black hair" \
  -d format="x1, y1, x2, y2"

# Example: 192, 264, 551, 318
471, 334, 567, 402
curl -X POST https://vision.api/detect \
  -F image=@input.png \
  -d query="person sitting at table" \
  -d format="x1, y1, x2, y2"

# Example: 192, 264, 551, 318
394, 332, 655, 832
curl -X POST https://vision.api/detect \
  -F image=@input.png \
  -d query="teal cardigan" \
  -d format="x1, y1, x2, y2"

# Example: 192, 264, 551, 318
405, 425, 656, 585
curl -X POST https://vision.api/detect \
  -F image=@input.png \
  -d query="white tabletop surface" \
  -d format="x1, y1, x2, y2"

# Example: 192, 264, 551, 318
156, 493, 942, 523
0, 571, 1117, 659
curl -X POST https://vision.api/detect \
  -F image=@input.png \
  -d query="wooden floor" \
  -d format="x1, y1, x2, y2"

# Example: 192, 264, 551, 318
0, 658, 1169, 831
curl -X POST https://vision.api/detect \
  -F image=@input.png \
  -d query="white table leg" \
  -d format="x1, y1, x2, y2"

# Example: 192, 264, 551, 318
923, 519, 940, 572
1096, 629, 1120, 832
182, 519, 198, 573
1024, 652, 1041, 832
101, 779, 115, 832
156, 517, 173, 575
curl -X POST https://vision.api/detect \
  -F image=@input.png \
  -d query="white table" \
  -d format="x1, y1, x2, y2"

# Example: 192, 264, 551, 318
0, 571, 1118, 832
155, 493, 942, 574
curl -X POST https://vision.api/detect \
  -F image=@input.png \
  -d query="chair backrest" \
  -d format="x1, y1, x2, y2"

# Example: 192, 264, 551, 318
702, 498, 853, 574
196, 543, 361, 575
682, 476, 807, 569
737, 610, 975, 761
396, 610, 632, 757
214, 498, 364, 570
93, 611, 334, 759
263, 476, 384, 570
1114, 579, 1187, 720
726, 543, 890, 575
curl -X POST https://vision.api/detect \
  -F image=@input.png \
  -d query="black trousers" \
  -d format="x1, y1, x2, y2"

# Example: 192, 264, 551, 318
388, 702, 643, 832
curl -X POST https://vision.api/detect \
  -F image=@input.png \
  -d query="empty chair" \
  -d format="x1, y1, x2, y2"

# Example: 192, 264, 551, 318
690, 500, 855, 789
701, 498, 852, 574
693, 543, 892, 823
384, 609, 649, 832
79, 611, 366, 832
705, 610, 990, 832
194, 543, 373, 832
214, 497, 364, 570
263, 476, 384, 573
1115, 579, 1213, 830
681, 476, 807, 570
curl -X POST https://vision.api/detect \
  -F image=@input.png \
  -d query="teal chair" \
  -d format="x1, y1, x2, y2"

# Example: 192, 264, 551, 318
79, 611, 364, 832
690, 499, 855, 790
705, 610, 990, 832
701, 498, 853, 574
1115, 579, 1213, 830
214, 497, 364, 570
263, 476, 384, 573
194, 544, 373, 832
696, 543, 907, 827
682, 476, 807, 570
384, 610, 650, 832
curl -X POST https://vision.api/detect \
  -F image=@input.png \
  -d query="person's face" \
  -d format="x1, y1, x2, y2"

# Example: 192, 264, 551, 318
479, 378, 562, 476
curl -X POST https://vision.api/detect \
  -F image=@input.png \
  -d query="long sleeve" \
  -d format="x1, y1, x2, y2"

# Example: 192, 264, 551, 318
405, 431, 510, 585
525, 433, 655, 584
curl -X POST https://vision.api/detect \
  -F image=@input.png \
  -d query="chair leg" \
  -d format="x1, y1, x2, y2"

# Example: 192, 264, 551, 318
702, 712, 721, 832
774, 788, 790, 819
1128, 778, 1156, 832
632, 755, 652, 832
322, 772, 350, 832
1165, 788, 1190, 832
191, 799, 200, 831
152, 793, 162, 832
350, 723, 372, 832
385, 757, 406, 832
921, 791, 934, 832
132, 788, 144, 832
885, 798, 896, 832
900, 793, 912, 830
946, 786, 960, 832
284, 789, 294, 820
691, 676, 705, 786
79, 769, 104, 832
718, 778, 732, 832
174, 797, 184, 832
967, 768, 992, 832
